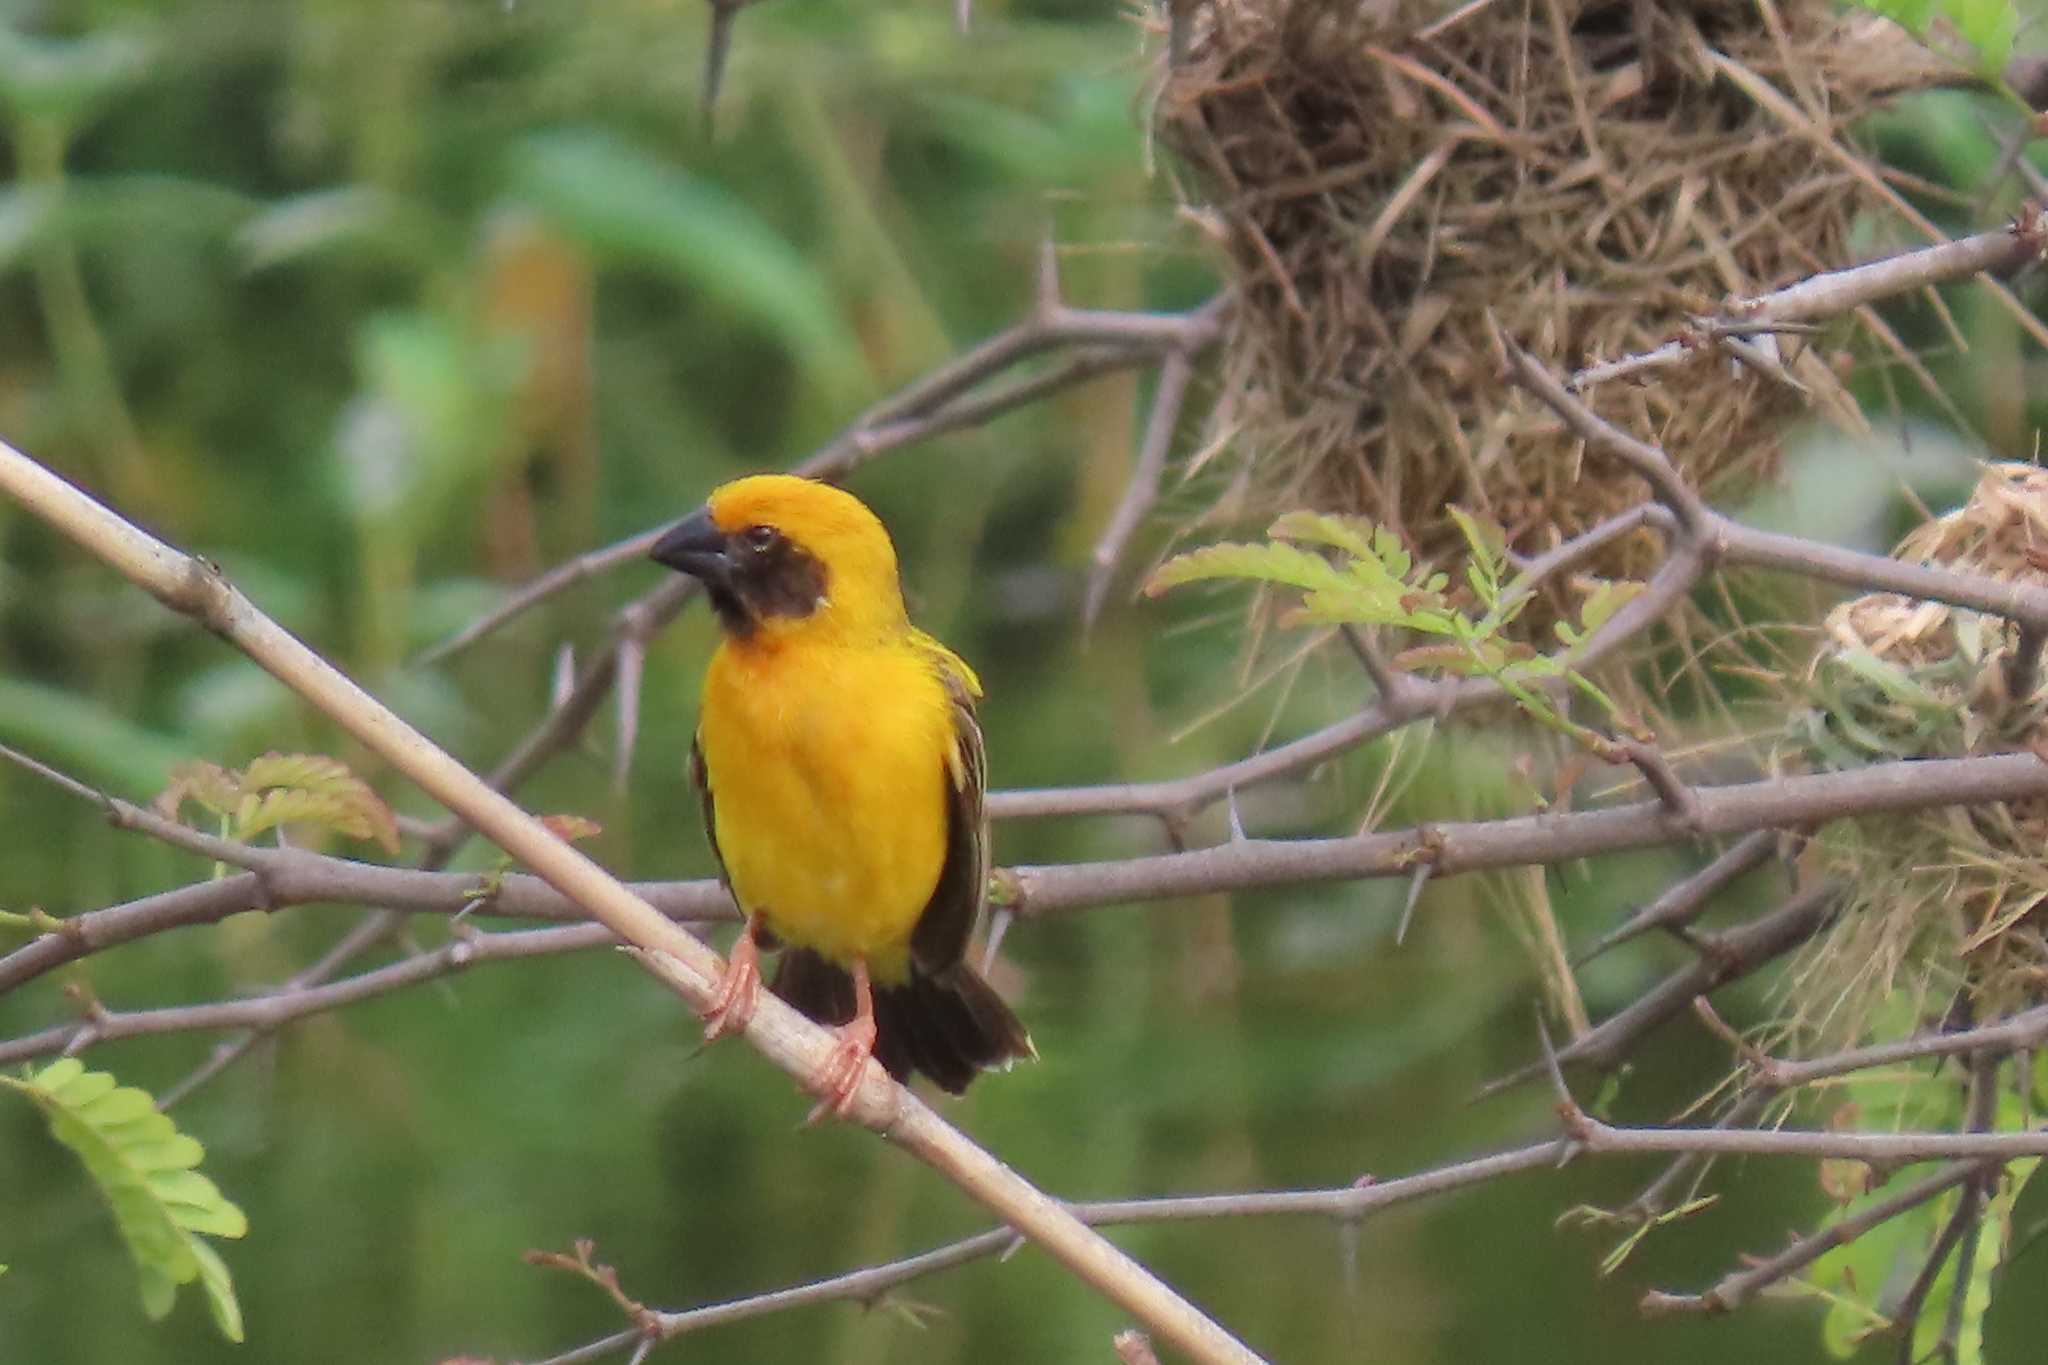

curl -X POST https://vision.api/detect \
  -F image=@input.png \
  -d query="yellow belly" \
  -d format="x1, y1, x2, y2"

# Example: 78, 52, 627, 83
697, 638, 953, 983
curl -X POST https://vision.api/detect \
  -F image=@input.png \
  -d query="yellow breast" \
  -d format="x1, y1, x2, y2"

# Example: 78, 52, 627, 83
697, 636, 955, 983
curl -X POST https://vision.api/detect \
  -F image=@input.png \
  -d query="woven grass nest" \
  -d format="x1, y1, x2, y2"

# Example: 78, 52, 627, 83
1781, 463, 2048, 1047
1157, 0, 1951, 614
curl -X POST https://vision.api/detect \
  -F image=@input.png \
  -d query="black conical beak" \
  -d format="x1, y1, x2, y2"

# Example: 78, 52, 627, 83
650, 507, 732, 586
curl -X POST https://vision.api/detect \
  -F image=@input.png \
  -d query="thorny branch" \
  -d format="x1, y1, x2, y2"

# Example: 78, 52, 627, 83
524, 1045, 2048, 1364
0, 436, 1264, 1365
13, 220, 2048, 1358
17, 748, 2048, 1067
1567, 213, 2048, 390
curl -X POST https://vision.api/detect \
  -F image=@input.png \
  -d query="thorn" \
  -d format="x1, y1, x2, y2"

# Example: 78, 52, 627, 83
701, 0, 746, 133
1225, 786, 1247, 843
614, 635, 645, 792
1113, 1329, 1161, 1365
550, 643, 576, 713
981, 907, 1014, 975
1034, 231, 1061, 318
1537, 1011, 1592, 1142
1396, 861, 1431, 946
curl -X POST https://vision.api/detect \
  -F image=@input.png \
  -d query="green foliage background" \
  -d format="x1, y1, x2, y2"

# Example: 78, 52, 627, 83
0, 0, 2041, 1361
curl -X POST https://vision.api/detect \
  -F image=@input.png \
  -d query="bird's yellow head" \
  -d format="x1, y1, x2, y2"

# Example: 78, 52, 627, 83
649, 475, 908, 642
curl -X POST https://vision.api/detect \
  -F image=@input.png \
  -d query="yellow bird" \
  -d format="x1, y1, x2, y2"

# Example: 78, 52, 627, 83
651, 474, 1033, 1117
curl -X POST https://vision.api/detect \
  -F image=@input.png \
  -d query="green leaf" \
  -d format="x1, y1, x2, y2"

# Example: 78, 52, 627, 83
1810, 1187, 1944, 1356
508, 129, 857, 381
186, 1235, 243, 1342
1857, 0, 1938, 35
157, 752, 400, 855
1986, 1161, 2048, 1365
155, 760, 240, 821
0, 26, 152, 129
1268, 510, 1379, 561
1577, 580, 1645, 638
1445, 506, 1507, 581
0, 1059, 247, 1340
1145, 540, 1356, 597
1830, 648, 1948, 711
1945, 0, 2018, 74
0, 677, 187, 795
235, 185, 437, 273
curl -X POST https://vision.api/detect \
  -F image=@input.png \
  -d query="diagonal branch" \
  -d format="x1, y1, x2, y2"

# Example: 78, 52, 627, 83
0, 435, 1263, 1365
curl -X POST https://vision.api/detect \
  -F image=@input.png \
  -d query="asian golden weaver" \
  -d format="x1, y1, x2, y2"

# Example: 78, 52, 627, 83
650, 475, 1033, 1117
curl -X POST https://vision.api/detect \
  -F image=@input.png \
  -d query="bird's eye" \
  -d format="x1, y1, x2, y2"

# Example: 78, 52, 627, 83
741, 524, 781, 554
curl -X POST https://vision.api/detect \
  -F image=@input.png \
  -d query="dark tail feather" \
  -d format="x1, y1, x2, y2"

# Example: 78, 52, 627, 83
770, 949, 1034, 1095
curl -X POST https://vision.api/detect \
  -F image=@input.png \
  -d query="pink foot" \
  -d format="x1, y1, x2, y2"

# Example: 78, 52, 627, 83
702, 916, 762, 1041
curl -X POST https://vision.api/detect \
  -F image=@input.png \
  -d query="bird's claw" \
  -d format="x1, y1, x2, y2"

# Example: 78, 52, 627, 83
803, 1018, 879, 1124
700, 936, 760, 1042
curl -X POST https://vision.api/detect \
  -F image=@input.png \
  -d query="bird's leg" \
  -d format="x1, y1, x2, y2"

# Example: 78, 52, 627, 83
701, 911, 764, 1041
805, 957, 880, 1124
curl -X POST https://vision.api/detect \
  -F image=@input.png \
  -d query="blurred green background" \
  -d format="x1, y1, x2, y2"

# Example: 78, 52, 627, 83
0, 0, 2038, 1362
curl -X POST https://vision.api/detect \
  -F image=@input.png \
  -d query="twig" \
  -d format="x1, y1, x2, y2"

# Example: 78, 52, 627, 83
994, 534, 1710, 823
1008, 758, 2048, 916
422, 298, 1227, 664
1639, 1163, 1981, 1315
1085, 348, 1195, 626
1763, 1001, 2048, 1093
1502, 340, 1708, 532
1606, 738, 1705, 835
1575, 830, 1783, 964
415, 530, 666, 666
0, 435, 1264, 1365
525, 1090, 2048, 1362
19, 748, 2048, 1040
1476, 883, 1841, 1095
1888, 1053, 2000, 1363
1567, 219, 2048, 392
0, 924, 614, 1066
1730, 211, 2048, 329
1500, 503, 1658, 577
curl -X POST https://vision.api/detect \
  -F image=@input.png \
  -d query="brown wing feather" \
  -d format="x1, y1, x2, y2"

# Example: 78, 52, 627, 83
691, 733, 777, 949
908, 667, 987, 974
689, 736, 726, 886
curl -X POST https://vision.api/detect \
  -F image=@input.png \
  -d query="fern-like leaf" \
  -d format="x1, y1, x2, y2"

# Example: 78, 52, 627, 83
1267, 510, 1380, 561
0, 1059, 248, 1340
154, 751, 400, 855
1144, 540, 1355, 597
239, 752, 399, 854
152, 760, 240, 820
